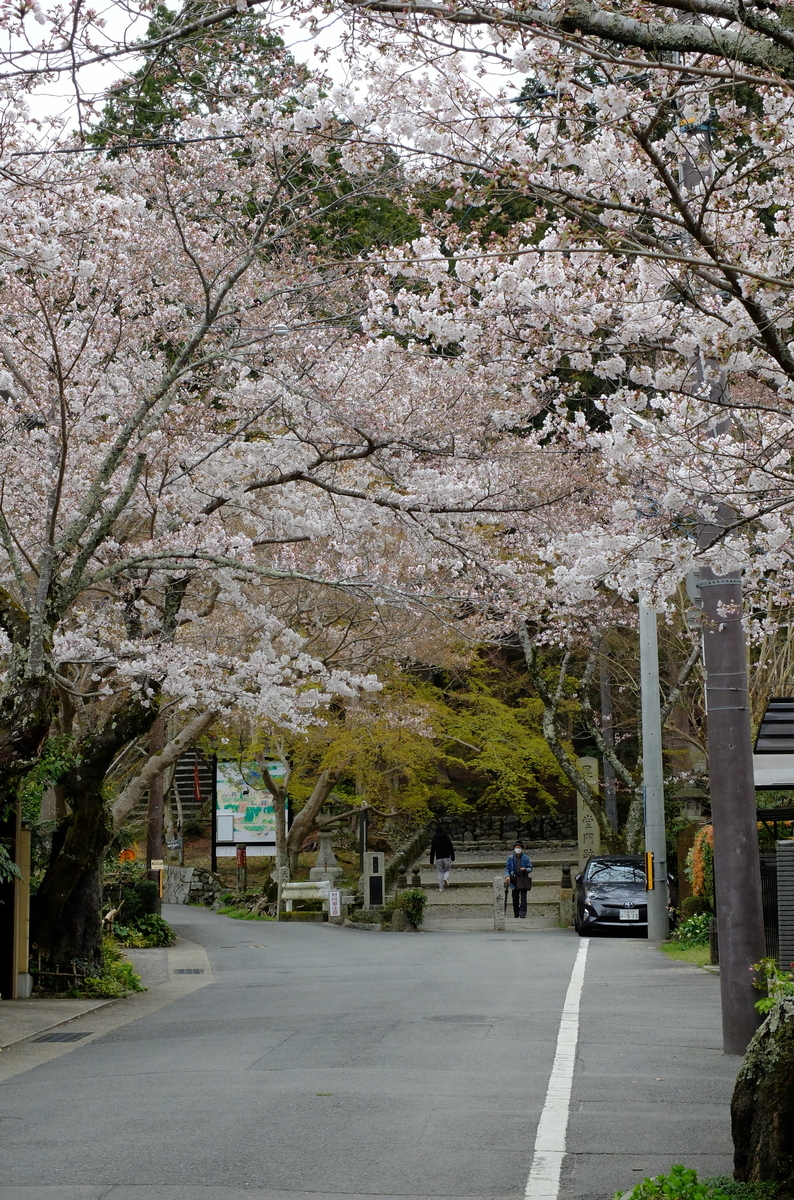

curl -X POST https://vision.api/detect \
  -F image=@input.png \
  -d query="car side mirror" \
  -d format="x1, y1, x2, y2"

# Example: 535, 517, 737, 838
575, 874, 582, 884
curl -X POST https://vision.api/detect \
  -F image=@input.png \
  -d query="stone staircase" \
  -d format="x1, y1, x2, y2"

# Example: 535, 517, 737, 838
417, 842, 579, 932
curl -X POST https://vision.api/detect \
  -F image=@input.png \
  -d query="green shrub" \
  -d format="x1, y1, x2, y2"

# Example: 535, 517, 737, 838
115, 913, 175, 948
67, 937, 145, 999
752, 957, 794, 1014
680, 895, 713, 920
396, 888, 427, 928
616, 1167, 779, 1200
347, 908, 381, 924
705, 1179, 779, 1198
671, 912, 712, 947
217, 906, 273, 921
103, 862, 160, 924
617, 1165, 728, 1199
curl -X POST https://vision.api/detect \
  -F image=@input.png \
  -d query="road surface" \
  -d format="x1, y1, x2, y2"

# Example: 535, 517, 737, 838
0, 906, 738, 1200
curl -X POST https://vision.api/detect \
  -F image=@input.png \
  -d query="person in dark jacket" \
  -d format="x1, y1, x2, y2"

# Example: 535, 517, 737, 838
429, 826, 455, 890
505, 841, 533, 918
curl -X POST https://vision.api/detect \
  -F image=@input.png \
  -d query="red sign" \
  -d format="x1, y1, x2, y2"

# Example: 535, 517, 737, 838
236, 845, 247, 868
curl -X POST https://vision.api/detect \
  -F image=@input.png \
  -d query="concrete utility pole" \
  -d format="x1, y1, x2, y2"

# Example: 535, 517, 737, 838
639, 602, 669, 941
697, 512, 765, 1054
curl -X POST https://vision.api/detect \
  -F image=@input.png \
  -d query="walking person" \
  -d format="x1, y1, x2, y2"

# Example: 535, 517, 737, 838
505, 841, 533, 918
429, 825, 455, 890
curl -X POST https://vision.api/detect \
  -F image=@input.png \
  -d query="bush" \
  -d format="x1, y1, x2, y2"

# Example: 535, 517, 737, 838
114, 913, 175, 948
67, 937, 145, 999
182, 815, 207, 837
617, 1166, 726, 1199
396, 888, 427, 928
616, 1167, 778, 1199
347, 908, 381, 924
680, 895, 713, 920
671, 912, 712, 947
706, 1180, 779, 1198
103, 861, 159, 924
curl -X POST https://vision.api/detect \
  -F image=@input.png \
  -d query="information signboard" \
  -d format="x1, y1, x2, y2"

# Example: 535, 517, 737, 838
214, 760, 287, 858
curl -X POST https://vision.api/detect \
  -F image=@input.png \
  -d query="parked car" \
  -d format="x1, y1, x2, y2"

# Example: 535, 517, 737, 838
574, 855, 648, 936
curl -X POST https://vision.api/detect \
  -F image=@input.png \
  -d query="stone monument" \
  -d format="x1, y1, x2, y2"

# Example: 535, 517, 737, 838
576, 755, 601, 870
309, 808, 344, 888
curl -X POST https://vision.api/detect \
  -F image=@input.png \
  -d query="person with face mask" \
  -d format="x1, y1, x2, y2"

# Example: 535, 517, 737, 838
505, 841, 533, 918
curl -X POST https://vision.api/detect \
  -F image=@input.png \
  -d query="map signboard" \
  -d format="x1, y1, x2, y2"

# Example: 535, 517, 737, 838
214, 760, 287, 857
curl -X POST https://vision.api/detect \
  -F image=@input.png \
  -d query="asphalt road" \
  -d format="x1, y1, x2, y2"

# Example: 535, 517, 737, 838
0, 906, 739, 1200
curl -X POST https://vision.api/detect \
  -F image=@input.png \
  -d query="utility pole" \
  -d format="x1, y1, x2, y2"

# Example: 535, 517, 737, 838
600, 655, 618, 831
639, 602, 669, 942
697, 511, 765, 1054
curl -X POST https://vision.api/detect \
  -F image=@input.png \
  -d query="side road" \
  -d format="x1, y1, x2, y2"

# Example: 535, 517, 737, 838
0, 907, 738, 1200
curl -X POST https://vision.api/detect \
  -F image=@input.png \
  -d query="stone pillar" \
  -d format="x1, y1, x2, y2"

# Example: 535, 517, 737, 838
576, 755, 601, 870
493, 876, 506, 931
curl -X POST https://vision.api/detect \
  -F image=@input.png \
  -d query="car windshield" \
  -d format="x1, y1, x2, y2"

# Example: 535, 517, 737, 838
586, 863, 645, 884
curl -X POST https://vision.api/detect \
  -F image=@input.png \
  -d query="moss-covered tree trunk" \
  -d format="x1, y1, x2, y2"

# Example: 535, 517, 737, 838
0, 638, 58, 808
31, 697, 158, 971
732, 997, 794, 1194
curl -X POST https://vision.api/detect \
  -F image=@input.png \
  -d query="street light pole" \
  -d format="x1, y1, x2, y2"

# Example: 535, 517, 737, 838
639, 602, 669, 942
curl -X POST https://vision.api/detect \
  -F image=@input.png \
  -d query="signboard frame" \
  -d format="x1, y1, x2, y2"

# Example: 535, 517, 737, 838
212, 759, 288, 869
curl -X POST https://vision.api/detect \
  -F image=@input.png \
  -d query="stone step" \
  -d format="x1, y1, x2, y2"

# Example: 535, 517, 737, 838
424, 889, 558, 907
422, 878, 558, 888
421, 901, 562, 920
419, 867, 562, 885
421, 857, 576, 872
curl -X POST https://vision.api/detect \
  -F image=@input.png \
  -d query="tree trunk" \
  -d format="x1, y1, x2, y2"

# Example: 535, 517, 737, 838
600, 656, 618, 832
31, 789, 110, 970
285, 769, 340, 875
732, 998, 794, 1195
146, 715, 165, 867
0, 649, 57, 808
31, 696, 158, 970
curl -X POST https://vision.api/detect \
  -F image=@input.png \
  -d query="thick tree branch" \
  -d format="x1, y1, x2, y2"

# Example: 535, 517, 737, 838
111, 710, 218, 830
347, 0, 794, 80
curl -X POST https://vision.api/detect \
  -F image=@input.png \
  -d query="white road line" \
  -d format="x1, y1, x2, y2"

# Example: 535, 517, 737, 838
525, 939, 589, 1200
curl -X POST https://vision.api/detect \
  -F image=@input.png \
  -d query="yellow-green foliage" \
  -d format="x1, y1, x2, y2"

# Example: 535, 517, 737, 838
209, 657, 573, 823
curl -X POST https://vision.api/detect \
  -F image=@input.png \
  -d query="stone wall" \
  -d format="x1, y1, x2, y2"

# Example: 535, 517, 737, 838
162, 866, 223, 906
440, 812, 576, 845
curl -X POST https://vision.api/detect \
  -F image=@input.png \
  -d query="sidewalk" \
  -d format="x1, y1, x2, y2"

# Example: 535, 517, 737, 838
0, 933, 212, 1056
0, 998, 112, 1050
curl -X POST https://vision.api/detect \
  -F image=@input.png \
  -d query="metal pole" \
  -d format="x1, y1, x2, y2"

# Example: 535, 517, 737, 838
639, 602, 669, 941
697, 550, 765, 1053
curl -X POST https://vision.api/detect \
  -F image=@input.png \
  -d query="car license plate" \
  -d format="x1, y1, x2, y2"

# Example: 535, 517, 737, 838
620, 909, 639, 921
